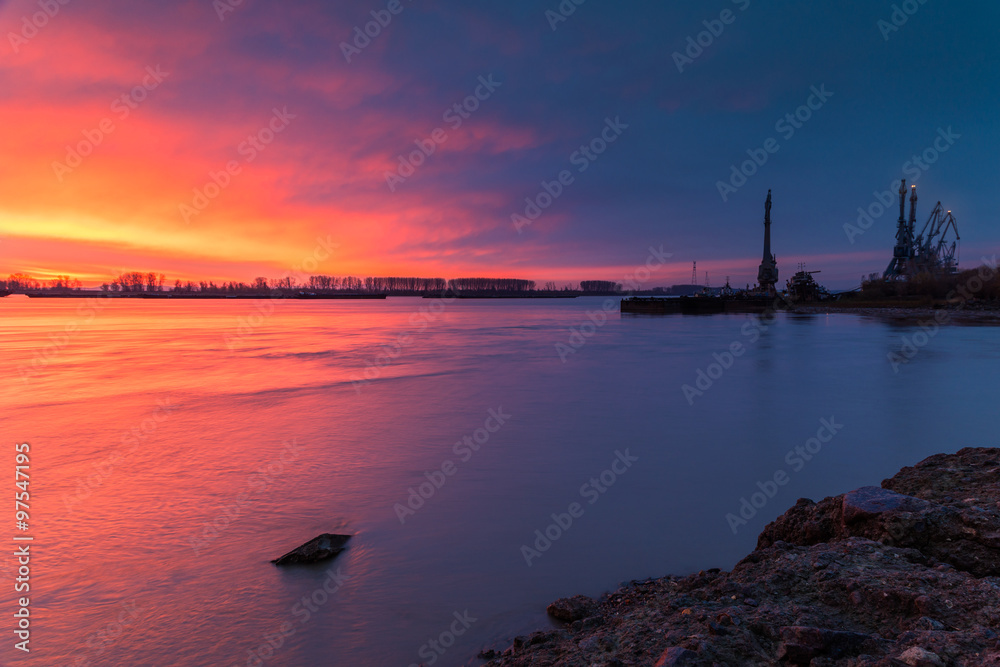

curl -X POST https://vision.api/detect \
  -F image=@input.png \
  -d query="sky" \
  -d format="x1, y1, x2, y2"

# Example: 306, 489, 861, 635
0, 0, 997, 290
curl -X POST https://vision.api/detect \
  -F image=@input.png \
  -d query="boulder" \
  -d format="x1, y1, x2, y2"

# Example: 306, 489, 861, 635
271, 533, 351, 566
480, 449, 1000, 666
757, 476, 1000, 577
883, 447, 1000, 506
842, 486, 933, 523
546, 595, 597, 623
899, 646, 946, 667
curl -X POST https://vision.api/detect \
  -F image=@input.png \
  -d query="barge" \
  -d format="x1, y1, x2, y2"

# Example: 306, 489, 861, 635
620, 295, 786, 315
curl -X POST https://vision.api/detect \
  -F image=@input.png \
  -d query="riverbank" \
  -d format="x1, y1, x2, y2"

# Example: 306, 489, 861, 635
480, 448, 1000, 666
795, 302, 1000, 325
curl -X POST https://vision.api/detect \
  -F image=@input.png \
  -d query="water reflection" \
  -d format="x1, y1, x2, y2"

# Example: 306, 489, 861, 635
0, 298, 996, 665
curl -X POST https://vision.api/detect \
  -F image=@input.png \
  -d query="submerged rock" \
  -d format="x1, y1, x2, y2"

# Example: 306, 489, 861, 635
271, 533, 351, 566
482, 448, 1000, 666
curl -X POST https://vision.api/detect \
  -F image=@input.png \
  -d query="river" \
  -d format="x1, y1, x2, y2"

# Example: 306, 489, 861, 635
0, 296, 996, 666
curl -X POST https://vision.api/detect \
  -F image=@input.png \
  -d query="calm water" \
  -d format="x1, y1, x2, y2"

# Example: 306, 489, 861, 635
0, 297, 997, 666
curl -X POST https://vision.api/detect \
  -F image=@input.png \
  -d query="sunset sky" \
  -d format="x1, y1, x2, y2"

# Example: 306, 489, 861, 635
1, 0, 997, 289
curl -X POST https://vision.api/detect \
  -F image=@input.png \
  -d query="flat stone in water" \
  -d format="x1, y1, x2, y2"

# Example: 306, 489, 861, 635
271, 533, 352, 566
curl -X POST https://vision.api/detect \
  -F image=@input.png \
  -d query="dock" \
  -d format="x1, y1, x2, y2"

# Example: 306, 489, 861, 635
620, 296, 785, 315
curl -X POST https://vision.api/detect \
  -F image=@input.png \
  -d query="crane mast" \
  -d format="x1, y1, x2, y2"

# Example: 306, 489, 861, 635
882, 183, 959, 280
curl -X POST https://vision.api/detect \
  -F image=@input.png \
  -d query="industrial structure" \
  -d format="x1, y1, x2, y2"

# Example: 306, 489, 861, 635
757, 190, 779, 295
786, 264, 829, 302
883, 181, 960, 280
620, 189, 804, 313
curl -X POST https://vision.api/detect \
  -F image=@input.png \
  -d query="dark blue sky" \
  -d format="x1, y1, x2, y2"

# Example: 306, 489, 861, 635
402, 0, 998, 288
2, 0, 996, 288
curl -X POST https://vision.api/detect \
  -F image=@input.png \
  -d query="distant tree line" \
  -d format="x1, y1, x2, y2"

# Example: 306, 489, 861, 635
309, 275, 364, 291
108, 272, 166, 292
2, 273, 81, 292
2, 274, 41, 291
580, 281, 623, 293
448, 278, 535, 292
3, 272, 631, 295
362, 277, 447, 292
153, 275, 532, 294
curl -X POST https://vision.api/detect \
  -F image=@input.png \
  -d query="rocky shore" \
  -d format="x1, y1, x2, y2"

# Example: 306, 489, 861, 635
480, 448, 1000, 666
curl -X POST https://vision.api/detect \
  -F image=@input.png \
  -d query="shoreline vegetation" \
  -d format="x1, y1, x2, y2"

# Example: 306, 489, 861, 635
4, 263, 1000, 305
481, 448, 1000, 666
0, 273, 656, 299
825, 262, 1000, 308
791, 262, 1000, 322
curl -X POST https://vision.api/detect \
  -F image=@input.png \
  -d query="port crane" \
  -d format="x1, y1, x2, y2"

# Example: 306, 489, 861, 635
883, 182, 960, 280
912, 202, 960, 276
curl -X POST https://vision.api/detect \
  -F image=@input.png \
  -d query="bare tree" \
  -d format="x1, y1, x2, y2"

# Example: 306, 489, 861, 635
448, 278, 535, 292
580, 281, 622, 293
7, 273, 40, 292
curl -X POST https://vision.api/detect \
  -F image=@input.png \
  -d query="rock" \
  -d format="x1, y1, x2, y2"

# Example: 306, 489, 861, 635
271, 533, 351, 566
776, 626, 873, 664
546, 595, 597, 622
899, 646, 946, 667
482, 449, 1000, 666
758, 473, 1000, 577
527, 631, 548, 646
841, 486, 933, 523
914, 616, 945, 631
883, 448, 1000, 506
653, 646, 699, 666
